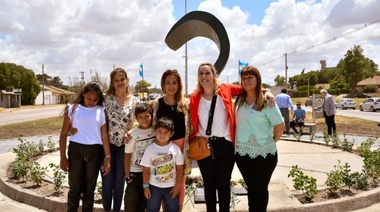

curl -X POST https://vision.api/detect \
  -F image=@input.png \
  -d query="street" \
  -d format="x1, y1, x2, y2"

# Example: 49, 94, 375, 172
304, 106, 380, 122
0, 105, 65, 126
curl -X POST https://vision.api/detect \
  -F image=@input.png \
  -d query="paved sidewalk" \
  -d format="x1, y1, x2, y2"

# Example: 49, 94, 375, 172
1, 138, 380, 211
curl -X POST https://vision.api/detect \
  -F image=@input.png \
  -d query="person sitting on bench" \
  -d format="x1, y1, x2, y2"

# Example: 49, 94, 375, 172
290, 101, 306, 134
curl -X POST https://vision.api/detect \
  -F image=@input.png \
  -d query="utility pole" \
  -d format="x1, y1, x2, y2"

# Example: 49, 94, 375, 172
79, 71, 85, 85
184, 0, 188, 96
42, 64, 45, 105
285, 53, 288, 88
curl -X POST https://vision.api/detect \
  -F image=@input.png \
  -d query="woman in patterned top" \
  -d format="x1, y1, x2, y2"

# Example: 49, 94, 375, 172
151, 69, 191, 211
234, 66, 284, 212
102, 67, 140, 212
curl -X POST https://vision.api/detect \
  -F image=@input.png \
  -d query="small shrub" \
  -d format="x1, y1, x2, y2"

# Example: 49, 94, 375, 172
323, 131, 330, 145
331, 134, 340, 148
341, 134, 354, 152
351, 170, 369, 190
309, 132, 315, 142
363, 149, 380, 181
29, 162, 47, 186
288, 165, 318, 201
230, 181, 240, 209
325, 160, 344, 194
342, 162, 354, 190
9, 159, 30, 180
356, 138, 376, 158
47, 136, 56, 149
49, 163, 67, 194
38, 140, 45, 153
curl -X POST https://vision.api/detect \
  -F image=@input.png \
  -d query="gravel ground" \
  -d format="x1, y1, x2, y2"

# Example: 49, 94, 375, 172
0, 133, 379, 154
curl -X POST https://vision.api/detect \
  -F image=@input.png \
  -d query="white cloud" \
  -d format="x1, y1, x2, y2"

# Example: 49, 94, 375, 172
1, 0, 379, 94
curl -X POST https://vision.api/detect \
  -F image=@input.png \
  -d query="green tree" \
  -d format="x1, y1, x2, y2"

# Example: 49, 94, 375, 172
0, 62, 41, 105
341, 45, 370, 97
274, 75, 286, 86
329, 75, 347, 90
135, 80, 151, 93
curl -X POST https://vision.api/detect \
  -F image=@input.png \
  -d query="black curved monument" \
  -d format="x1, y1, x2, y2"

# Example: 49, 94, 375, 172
165, 11, 230, 75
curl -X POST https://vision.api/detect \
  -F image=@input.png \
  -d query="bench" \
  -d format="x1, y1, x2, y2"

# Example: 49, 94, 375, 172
292, 122, 316, 135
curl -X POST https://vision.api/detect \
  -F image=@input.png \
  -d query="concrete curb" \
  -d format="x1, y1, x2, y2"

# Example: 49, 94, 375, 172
1, 142, 380, 212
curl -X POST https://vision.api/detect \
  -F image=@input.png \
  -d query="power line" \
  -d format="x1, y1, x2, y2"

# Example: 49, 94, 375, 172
258, 17, 380, 67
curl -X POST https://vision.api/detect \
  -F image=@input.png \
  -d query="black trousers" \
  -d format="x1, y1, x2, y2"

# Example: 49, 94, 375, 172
235, 152, 278, 212
323, 111, 336, 135
124, 172, 146, 212
197, 137, 235, 212
290, 120, 305, 133
67, 142, 103, 212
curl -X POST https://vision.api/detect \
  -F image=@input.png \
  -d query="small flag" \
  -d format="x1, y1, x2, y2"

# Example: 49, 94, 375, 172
239, 60, 248, 66
139, 63, 143, 78
239, 60, 248, 74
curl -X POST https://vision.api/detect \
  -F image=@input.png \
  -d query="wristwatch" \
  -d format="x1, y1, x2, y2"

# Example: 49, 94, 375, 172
143, 183, 149, 188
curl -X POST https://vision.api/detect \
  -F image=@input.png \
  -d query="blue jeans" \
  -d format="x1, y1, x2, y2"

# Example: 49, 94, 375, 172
146, 185, 179, 212
101, 144, 125, 212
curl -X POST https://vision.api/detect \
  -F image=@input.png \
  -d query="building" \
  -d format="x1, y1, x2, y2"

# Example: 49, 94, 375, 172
0, 88, 22, 108
35, 85, 76, 105
356, 76, 380, 92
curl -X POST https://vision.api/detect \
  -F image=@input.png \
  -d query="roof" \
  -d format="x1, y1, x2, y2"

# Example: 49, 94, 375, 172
357, 76, 380, 86
314, 83, 330, 89
41, 85, 76, 95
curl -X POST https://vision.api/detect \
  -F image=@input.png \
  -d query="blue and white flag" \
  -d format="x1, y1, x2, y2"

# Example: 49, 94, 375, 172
239, 60, 248, 74
139, 63, 143, 78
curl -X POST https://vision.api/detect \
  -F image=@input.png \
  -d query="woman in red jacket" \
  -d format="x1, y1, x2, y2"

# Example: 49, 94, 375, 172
189, 62, 242, 212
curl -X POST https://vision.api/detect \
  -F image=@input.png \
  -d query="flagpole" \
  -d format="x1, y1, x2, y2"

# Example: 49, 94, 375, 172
238, 59, 240, 83
141, 63, 144, 81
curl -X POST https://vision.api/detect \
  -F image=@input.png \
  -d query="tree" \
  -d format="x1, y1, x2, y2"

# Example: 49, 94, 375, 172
89, 69, 108, 90
274, 75, 286, 86
36, 74, 64, 88
135, 80, 151, 93
341, 45, 370, 97
0, 62, 41, 105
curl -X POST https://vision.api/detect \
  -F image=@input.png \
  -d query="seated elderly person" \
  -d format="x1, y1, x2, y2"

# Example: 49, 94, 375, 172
290, 101, 306, 134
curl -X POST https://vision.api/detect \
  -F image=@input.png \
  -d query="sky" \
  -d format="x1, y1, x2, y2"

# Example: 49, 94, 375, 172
1, 0, 380, 94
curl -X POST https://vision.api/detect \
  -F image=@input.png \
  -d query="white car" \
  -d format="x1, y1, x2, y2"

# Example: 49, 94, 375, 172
335, 98, 356, 110
359, 98, 380, 112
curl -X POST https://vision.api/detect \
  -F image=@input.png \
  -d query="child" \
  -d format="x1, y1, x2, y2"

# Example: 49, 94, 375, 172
124, 103, 156, 212
59, 81, 111, 212
140, 117, 184, 212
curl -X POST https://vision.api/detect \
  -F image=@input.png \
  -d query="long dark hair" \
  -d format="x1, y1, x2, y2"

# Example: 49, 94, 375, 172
160, 69, 187, 112
65, 81, 104, 116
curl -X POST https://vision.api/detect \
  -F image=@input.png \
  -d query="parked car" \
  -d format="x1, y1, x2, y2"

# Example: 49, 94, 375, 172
335, 98, 356, 110
355, 93, 372, 98
305, 96, 312, 107
359, 98, 380, 112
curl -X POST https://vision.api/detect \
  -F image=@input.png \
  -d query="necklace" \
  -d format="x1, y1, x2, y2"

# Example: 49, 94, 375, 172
164, 96, 176, 111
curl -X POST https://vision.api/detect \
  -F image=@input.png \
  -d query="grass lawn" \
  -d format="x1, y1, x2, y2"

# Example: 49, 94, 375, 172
0, 113, 379, 140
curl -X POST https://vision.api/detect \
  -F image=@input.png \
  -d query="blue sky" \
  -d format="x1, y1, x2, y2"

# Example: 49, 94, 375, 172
173, 0, 273, 25
0, 0, 379, 92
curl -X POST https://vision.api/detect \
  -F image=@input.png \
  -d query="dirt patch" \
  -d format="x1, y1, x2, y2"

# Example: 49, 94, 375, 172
295, 184, 378, 204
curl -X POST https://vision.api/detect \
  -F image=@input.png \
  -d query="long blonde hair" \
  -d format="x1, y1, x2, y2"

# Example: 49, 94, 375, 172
236, 66, 265, 111
105, 67, 131, 95
194, 62, 220, 95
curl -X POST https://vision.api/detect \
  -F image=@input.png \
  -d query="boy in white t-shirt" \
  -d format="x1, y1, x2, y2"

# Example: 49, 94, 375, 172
140, 117, 184, 212
124, 103, 155, 212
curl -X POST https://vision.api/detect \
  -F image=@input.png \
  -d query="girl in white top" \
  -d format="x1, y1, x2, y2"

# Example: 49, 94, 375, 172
59, 81, 111, 212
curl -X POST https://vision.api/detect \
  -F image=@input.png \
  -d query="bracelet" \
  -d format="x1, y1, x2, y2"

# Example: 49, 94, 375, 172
104, 155, 111, 161
143, 183, 149, 188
